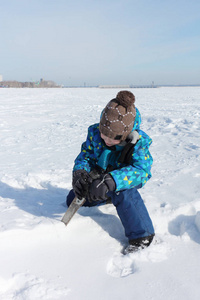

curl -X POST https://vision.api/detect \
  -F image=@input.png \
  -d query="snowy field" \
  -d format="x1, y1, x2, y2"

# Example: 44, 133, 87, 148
0, 87, 200, 300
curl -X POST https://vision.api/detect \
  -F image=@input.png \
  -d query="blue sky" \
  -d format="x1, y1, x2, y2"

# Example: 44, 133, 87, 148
1, 0, 200, 86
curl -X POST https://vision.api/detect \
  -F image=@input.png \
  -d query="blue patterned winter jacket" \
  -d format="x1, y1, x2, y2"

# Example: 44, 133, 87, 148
73, 108, 153, 192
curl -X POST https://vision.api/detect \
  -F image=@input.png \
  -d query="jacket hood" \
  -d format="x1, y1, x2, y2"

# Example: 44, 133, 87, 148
132, 107, 141, 131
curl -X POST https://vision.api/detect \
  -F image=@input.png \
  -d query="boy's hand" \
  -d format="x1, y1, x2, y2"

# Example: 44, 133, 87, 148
72, 170, 91, 199
88, 174, 115, 201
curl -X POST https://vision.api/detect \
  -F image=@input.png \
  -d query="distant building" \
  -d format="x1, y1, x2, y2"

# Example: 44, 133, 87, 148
0, 75, 2, 82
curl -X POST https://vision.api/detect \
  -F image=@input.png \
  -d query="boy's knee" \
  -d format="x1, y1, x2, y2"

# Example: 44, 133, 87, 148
111, 188, 140, 206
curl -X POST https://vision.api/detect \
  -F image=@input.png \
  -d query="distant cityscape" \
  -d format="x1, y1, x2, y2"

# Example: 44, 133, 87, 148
0, 75, 200, 88
0, 77, 61, 88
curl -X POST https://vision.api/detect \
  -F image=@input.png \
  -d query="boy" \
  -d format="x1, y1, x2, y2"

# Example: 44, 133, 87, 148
66, 91, 154, 253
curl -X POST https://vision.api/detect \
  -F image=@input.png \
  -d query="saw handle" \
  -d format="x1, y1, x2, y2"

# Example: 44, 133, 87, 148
74, 197, 86, 205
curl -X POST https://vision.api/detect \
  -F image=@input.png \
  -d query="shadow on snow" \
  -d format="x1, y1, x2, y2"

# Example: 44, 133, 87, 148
78, 206, 127, 245
168, 214, 200, 244
0, 181, 68, 220
0, 181, 126, 244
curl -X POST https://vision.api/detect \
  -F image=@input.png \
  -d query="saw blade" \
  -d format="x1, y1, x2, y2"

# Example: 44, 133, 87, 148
61, 197, 86, 226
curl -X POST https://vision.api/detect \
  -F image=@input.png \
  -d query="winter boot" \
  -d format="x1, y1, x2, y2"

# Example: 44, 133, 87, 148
124, 234, 155, 254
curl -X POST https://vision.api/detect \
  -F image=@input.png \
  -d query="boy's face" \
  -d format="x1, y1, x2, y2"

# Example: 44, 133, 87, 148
100, 133, 121, 147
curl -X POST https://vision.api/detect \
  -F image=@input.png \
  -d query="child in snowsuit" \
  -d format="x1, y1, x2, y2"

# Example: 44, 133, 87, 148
66, 91, 154, 253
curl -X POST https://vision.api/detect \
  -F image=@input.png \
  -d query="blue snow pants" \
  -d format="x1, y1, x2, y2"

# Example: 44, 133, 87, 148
66, 188, 154, 241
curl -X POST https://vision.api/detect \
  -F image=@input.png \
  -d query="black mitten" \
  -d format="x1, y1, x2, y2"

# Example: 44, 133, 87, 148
88, 174, 115, 202
72, 170, 91, 199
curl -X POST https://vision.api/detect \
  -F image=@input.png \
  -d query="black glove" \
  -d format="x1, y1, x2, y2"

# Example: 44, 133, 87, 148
88, 174, 116, 202
72, 170, 91, 199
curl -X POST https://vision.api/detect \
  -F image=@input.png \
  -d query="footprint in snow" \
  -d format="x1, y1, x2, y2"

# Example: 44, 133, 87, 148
107, 253, 136, 278
107, 237, 169, 278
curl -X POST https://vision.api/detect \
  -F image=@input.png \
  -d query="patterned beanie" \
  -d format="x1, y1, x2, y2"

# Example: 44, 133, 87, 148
99, 90, 136, 141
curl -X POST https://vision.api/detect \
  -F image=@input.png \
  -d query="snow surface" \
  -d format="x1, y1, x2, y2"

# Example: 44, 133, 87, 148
0, 87, 200, 300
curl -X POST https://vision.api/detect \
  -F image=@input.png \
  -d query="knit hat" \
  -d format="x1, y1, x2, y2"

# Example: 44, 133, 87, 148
99, 91, 136, 141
